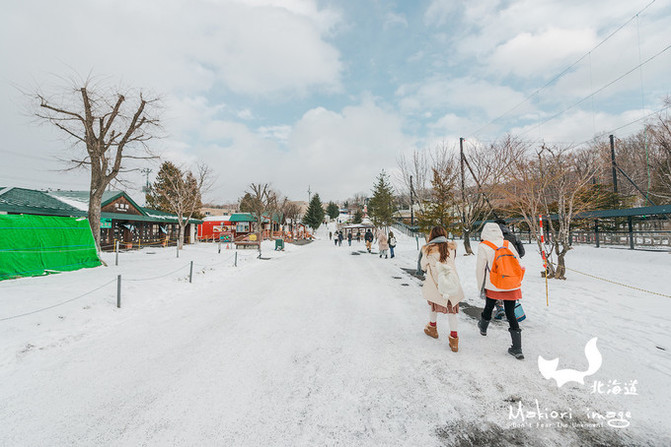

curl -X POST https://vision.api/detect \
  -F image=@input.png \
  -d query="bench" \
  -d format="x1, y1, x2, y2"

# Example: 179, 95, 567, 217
235, 240, 261, 249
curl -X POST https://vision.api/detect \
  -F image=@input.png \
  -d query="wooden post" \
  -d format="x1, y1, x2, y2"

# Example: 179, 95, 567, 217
628, 216, 635, 250
539, 215, 549, 306
115, 240, 119, 266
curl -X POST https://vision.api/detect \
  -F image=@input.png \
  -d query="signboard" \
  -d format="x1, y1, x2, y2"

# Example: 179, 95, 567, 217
100, 218, 112, 229
220, 232, 232, 242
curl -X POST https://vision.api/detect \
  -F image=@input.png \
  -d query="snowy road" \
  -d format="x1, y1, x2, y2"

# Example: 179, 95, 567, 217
1, 229, 670, 446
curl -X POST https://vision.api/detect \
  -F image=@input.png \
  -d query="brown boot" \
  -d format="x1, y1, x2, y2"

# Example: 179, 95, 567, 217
448, 335, 459, 352
424, 324, 438, 339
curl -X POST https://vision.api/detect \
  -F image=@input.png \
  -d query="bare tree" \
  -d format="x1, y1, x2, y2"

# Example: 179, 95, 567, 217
648, 104, 671, 203
146, 162, 212, 249
457, 137, 523, 254
539, 146, 598, 278
280, 200, 303, 234
33, 77, 160, 250
396, 147, 432, 215
500, 145, 550, 274
240, 183, 278, 257
501, 144, 598, 279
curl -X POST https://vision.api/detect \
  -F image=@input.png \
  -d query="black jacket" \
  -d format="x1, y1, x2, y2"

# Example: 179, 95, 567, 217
364, 230, 374, 242
498, 223, 525, 258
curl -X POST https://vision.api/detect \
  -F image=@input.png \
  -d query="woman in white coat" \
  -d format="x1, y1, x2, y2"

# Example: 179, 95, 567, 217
420, 226, 464, 352
476, 222, 525, 359
377, 230, 389, 258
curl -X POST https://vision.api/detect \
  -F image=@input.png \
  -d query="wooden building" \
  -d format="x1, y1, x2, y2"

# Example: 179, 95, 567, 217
0, 187, 201, 250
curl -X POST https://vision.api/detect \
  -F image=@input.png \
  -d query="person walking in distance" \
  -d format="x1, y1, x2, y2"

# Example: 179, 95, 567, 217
421, 226, 464, 352
377, 229, 389, 259
364, 228, 374, 253
476, 222, 526, 359
347, 231, 352, 246
388, 231, 397, 258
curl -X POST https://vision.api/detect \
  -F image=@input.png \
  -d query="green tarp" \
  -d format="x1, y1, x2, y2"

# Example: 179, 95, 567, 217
0, 214, 101, 281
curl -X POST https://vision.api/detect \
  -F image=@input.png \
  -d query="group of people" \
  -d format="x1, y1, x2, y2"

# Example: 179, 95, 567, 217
329, 230, 363, 247
419, 220, 526, 359
366, 229, 397, 259
330, 228, 397, 259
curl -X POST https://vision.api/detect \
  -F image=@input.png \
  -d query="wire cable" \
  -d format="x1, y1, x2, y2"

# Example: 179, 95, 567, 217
0, 278, 117, 322
516, 43, 671, 139
468, 0, 658, 138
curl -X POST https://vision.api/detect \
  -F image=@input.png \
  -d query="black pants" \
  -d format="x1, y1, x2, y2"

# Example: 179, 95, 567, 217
481, 298, 519, 331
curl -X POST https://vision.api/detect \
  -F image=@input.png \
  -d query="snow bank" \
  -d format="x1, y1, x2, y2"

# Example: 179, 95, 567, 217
0, 227, 669, 446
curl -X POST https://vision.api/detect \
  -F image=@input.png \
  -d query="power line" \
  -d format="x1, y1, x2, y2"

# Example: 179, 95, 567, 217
467, 0, 658, 138
573, 104, 671, 147
516, 43, 671, 139
463, 103, 669, 147
0, 148, 54, 162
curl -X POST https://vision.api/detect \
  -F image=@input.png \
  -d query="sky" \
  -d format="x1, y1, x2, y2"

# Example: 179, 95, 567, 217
1, 0, 670, 205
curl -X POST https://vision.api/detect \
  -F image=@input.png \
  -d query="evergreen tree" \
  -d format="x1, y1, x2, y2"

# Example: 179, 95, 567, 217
368, 170, 395, 227
417, 167, 457, 233
326, 201, 340, 220
352, 209, 363, 224
146, 161, 183, 212
145, 161, 208, 249
303, 193, 325, 229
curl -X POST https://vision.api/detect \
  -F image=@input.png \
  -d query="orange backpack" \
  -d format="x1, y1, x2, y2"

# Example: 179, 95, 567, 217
482, 240, 525, 290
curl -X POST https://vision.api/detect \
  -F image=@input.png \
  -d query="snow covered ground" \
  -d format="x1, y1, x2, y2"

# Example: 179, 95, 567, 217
1, 225, 670, 446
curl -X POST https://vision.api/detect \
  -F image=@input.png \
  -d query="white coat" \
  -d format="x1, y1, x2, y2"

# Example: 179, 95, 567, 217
476, 222, 522, 293
421, 241, 465, 308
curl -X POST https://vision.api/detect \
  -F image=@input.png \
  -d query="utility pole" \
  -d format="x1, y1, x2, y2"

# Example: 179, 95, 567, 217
140, 168, 152, 193
459, 138, 465, 206
307, 185, 311, 203
609, 135, 618, 194
409, 175, 414, 227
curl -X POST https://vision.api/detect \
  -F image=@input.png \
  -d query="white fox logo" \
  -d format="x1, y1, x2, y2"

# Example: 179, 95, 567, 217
538, 337, 603, 387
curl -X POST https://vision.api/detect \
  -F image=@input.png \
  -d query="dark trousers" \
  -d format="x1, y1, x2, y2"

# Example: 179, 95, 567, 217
482, 298, 519, 330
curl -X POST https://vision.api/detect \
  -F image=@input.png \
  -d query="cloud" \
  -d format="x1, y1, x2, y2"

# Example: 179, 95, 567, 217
257, 125, 292, 143
398, 77, 533, 120
384, 12, 408, 29
237, 109, 254, 120
0, 0, 343, 97
510, 107, 656, 143
286, 98, 415, 200
424, 0, 461, 27
428, 113, 479, 136
489, 27, 597, 78
152, 97, 415, 203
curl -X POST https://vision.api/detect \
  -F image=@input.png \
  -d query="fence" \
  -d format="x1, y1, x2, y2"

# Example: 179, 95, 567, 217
392, 221, 422, 238
0, 244, 245, 322
506, 227, 671, 250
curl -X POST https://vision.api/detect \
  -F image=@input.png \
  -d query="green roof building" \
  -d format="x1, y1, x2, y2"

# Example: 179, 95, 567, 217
0, 187, 202, 250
